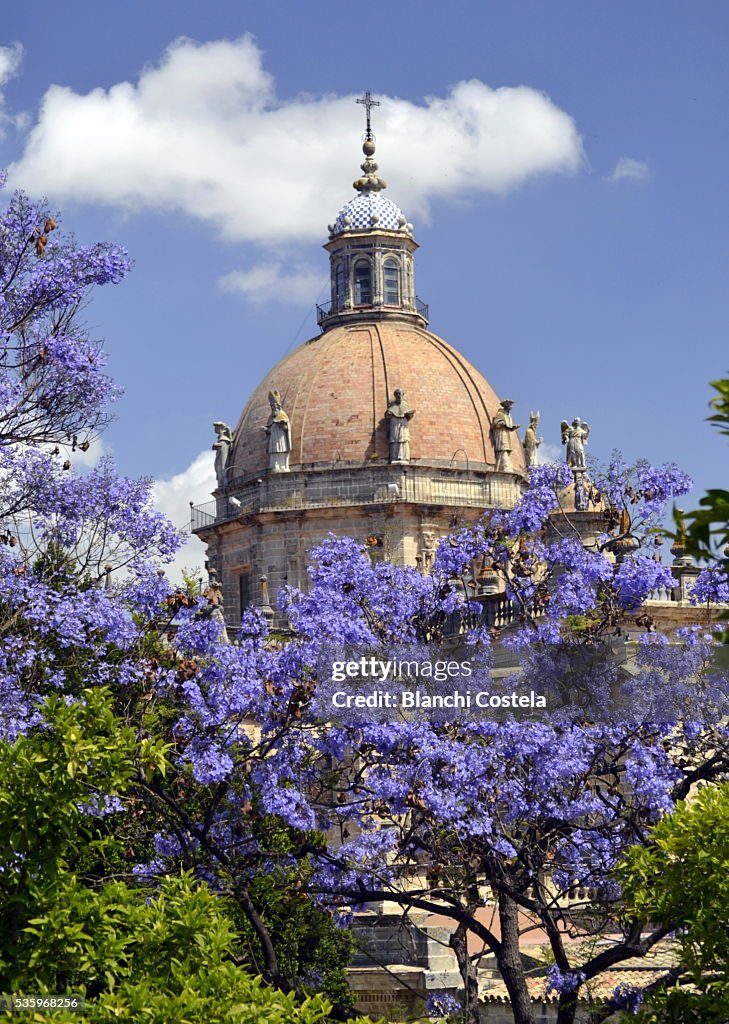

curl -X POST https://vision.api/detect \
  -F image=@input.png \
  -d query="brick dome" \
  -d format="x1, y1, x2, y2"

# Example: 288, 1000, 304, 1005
230, 322, 526, 478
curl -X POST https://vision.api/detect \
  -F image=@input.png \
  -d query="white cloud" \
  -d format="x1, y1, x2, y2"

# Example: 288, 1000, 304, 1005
152, 448, 215, 585
0, 43, 23, 138
8, 35, 584, 243
0, 43, 22, 88
219, 261, 327, 305
539, 441, 564, 464
609, 157, 649, 182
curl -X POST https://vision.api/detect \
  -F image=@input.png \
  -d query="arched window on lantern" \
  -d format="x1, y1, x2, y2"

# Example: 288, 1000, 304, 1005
354, 260, 372, 305
335, 262, 346, 309
383, 258, 400, 305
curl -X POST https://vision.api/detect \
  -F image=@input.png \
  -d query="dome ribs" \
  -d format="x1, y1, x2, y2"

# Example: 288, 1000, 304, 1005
229, 324, 525, 475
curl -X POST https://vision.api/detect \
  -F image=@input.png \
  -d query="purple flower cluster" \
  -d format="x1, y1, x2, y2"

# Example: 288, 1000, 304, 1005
593, 455, 692, 530
614, 554, 677, 611
0, 190, 131, 451
611, 982, 645, 1014
425, 991, 462, 1017
690, 566, 729, 606
0, 185, 187, 739
506, 461, 572, 534
546, 965, 586, 995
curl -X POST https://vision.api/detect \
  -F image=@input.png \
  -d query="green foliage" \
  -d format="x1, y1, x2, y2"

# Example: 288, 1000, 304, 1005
681, 375, 729, 564
150, 811, 358, 1008
618, 782, 729, 1022
0, 688, 168, 981
236, 848, 356, 1007
705, 374, 729, 438
0, 693, 383, 1024
10, 874, 347, 1024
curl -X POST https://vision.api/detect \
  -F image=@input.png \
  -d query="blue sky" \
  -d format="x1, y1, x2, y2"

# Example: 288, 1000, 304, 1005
1, 2, 727, 573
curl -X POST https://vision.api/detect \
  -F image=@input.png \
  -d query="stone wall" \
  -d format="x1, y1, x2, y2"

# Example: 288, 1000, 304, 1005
195, 462, 523, 628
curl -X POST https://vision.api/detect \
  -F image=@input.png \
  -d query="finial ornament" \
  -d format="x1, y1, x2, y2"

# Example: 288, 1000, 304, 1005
356, 90, 380, 141
353, 91, 386, 193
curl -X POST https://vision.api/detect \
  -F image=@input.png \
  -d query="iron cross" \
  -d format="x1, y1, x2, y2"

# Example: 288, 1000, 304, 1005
356, 91, 380, 140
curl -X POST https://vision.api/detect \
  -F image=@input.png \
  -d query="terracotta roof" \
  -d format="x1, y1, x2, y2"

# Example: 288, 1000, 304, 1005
480, 940, 680, 1005
231, 321, 525, 477
480, 970, 669, 1004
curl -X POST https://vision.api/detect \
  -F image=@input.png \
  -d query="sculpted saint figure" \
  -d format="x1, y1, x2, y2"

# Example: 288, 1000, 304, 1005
264, 390, 291, 472
561, 417, 590, 471
523, 411, 543, 469
212, 421, 233, 489
385, 388, 415, 463
491, 399, 520, 473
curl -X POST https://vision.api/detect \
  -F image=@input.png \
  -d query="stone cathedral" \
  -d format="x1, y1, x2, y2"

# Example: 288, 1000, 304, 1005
191, 100, 707, 1021
193, 108, 530, 627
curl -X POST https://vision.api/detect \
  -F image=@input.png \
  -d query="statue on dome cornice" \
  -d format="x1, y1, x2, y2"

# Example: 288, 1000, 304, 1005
491, 399, 520, 473
264, 390, 291, 473
561, 417, 590, 472
212, 421, 233, 489
523, 411, 542, 469
561, 417, 591, 511
385, 388, 415, 463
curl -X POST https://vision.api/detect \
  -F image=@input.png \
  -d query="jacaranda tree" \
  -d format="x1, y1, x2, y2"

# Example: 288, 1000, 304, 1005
129, 462, 728, 1024
0, 182, 367, 1022
271, 465, 729, 1024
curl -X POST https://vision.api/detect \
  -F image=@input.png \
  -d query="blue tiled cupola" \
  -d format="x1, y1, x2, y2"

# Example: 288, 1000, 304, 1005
318, 104, 427, 331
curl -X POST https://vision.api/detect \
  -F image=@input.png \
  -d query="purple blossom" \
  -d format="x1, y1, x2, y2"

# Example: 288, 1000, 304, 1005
592, 455, 692, 528
77, 794, 124, 817
153, 832, 185, 858
614, 555, 677, 611
611, 982, 645, 1014
506, 461, 572, 534
546, 965, 586, 995
690, 566, 729, 606
132, 858, 166, 880
185, 737, 235, 784
425, 991, 462, 1017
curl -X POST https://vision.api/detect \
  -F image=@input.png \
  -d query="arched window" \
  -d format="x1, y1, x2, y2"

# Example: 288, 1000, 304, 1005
335, 262, 346, 309
354, 260, 372, 305
383, 258, 400, 305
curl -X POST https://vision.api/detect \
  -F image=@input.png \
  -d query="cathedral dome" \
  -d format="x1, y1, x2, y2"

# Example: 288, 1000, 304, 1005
332, 192, 407, 235
230, 321, 526, 478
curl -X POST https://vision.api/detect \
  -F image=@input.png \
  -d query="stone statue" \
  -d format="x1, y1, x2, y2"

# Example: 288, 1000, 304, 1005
203, 568, 228, 642
523, 411, 542, 469
264, 389, 291, 472
491, 399, 520, 473
385, 388, 415, 463
212, 421, 233, 489
560, 417, 590, 471
420, 530, 436, 571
